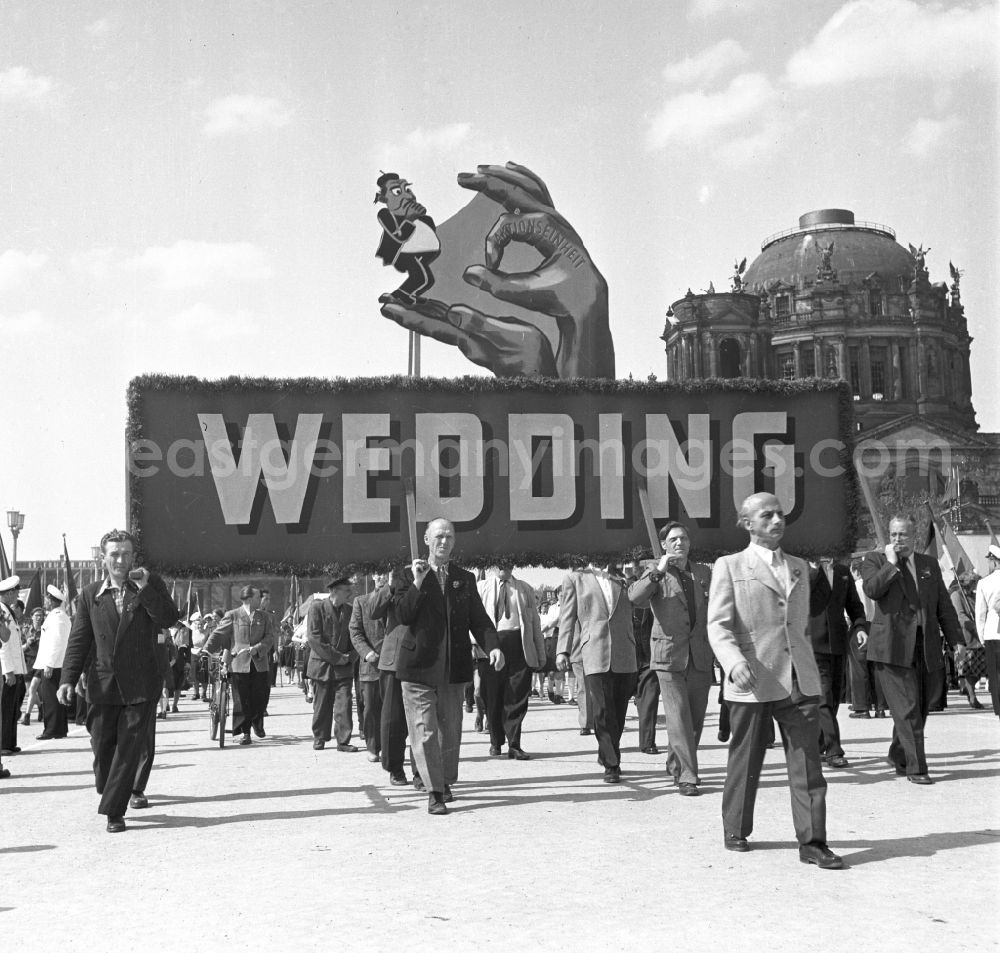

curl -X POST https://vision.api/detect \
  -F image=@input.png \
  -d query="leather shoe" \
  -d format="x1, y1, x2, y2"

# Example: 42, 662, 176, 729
579, 728, 592, 736
129, 793, 148, 810
641, 745, 660, 755
37, 733, 56, 740
603, 766, 621, 784
106, 816, 127, 834
336, 744, 358, 752
2, 746, 20, 754
799, 843, 844, 869
412, 774, 426, 792
489, 745, 502, 756
0, 767, 10, 779
239, 735, 252, 746
389, 772, 408, 785
717, 729, 730, 743
724, 833, 750, 852
907, 773, 934, 785
442, 785, 454, 803
20, 714, 29, 726
848, 710, 871, 719
367, 752, 380, 762
312, 739, 325, 750
253, 724, 266, 738
874, 709, 887, 718
427, 793, 448, 815
473, 715, 484, 732
825, 755, 849, 769
507, 747, 531, 760
678, 782, 700, 796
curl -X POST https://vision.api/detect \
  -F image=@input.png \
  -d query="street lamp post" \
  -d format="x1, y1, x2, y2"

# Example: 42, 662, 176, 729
6, 510, 25, 574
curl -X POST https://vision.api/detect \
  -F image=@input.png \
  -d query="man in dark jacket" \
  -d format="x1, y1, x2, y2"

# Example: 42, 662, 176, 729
306, 577, 358, 751
393, 518, 502, 814
807, 558, 867, 768
58, 529, 180, 832
350, 573, 389, 763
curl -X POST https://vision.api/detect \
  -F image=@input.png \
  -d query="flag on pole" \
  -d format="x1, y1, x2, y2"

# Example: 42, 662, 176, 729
0, 533, 11, 579
855, 464, 888, 548
986, 519, 1000, 549
23, 572, 43, 616
283, 574, 300, 624
62, 534, 78, 604
184, 578, 195, 620
922, 503, 973, 615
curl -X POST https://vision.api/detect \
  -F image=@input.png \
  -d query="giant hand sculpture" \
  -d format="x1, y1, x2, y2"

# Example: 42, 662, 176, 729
380, 162, 614, 379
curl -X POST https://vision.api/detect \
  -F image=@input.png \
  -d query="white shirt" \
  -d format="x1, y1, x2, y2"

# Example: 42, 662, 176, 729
36, 606, 72, 669
591, 570, 615, 614
749, 541, 789, 594
0, 603, 27, 676
976, 568, 1000, 642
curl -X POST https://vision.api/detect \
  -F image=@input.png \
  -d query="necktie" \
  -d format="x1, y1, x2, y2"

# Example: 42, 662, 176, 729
897, 556, 919, 611
495, 580, 511, 623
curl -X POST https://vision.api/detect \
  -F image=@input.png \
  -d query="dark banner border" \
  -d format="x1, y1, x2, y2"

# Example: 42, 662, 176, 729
126, 374, 860, 577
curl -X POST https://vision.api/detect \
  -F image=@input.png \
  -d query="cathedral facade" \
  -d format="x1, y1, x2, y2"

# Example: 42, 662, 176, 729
661, 208, 1000, 557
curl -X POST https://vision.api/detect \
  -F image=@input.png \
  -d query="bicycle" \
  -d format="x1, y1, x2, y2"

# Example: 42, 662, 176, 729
208, 649, 232, 748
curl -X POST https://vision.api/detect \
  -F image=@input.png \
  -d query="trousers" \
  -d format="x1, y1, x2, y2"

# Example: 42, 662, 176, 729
401, 680, 465, 794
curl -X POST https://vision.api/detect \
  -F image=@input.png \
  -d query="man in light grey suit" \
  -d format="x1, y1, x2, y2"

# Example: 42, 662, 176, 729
629, 521, 713, 796
556, 563, 637, 784
708, 493, 843, 869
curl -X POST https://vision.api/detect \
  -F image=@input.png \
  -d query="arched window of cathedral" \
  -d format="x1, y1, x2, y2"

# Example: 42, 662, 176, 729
774, 295, 790, 320
719, 338, 742, 378
868, 288, 883, 317
782, 355, 795, 381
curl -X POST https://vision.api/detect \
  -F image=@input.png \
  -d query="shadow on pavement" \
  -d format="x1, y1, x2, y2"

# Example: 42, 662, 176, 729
839, 828, 1000, 867
0, 845, 57, 854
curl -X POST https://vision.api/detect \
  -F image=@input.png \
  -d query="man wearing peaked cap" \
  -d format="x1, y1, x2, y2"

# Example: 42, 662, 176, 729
307, 576, 358, 751
36, 585, 72, 740
1, 576, 28, 760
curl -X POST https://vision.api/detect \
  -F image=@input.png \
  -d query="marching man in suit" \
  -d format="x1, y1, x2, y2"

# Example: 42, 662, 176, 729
203, 585, 276, 745
306, 577, 358, 752
861, 515, 963, 783
393, 518, 502, 815
708, 493, 843, 868
556, 562, 637, 784
477, 567, 545, 760
807, 558, 867, 768
57, 529, 180, 832
629, 521, 714, 796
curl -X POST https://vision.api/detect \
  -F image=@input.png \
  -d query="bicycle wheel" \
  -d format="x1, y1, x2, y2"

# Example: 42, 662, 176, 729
218, 677, 229, 749
209, 684, 219, 741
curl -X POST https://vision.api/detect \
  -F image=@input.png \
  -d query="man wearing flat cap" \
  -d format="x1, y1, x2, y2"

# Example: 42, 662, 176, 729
307, 576, 358, 751
203, 586, 275, 745
1, 575, 28, 758
35, 585, 72, 740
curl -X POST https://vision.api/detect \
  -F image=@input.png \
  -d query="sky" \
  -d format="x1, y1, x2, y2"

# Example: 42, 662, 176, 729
2, 0, 997, 565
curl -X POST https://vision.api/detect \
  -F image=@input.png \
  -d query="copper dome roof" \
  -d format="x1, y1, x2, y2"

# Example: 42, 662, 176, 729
743, 209, 917, 290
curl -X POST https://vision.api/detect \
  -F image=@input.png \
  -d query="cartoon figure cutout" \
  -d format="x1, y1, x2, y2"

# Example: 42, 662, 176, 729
375, 172, 440, 306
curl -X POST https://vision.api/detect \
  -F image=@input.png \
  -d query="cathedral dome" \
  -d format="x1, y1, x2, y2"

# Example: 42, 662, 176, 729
743, 209, 916, 290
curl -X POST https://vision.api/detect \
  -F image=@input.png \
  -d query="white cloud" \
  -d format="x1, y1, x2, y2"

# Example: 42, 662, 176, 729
201, 94, 292, 136
379, 123, 472, 168
0, 249, 48, 291
662, 40, 750, 86
903, 116, 962, 156
698, 184, 714, 204
0, 66, 57, 105
164, 303, 261, 342
690, 0, 765, 18
85, 18, 112, 37
0, 309, 44, 335
786, 0, 998, 86
714, 120, 789, 168
647, 72, 776, 149
128, 241, 272, 291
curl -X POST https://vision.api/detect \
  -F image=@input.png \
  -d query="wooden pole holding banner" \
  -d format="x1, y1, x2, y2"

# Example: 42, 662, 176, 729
402, 476, 420, 561
854, 462, 888, 548
635, 476, 662, 557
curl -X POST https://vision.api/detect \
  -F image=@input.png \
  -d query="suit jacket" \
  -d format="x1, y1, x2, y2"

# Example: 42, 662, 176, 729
203, 605, 275, 674
375, 209, 437, 265
349, 591, 387, 681
861, 551, 963, 670
476, 575, 546, 670
707, 546, 820, 703
556, 570, 637, 676
60, 574, 180, 705
628, 562, 713, 673
807, 561, 867, 656
305, 598, 356, 682
392, 564, 498, 685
